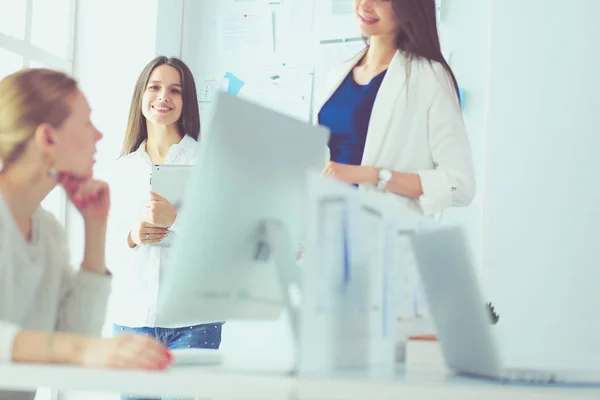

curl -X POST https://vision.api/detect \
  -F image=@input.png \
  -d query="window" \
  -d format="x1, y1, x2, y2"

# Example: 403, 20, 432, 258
31, 0, 74, 58
0, 48, 24, 80
0, 0, 76, 229
0, 0, 27, 40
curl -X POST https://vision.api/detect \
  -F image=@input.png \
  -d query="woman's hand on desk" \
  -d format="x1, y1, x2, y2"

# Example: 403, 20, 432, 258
82, 334, 172, 370
144, 191, 177, 228
129, 222, 168, 247
12, 330, 171, 371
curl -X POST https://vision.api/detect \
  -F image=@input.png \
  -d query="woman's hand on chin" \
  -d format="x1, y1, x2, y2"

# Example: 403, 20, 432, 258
58, 173, 110, 223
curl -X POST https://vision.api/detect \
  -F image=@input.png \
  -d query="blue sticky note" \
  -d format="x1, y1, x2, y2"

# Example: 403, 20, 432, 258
224, 72, 244, 97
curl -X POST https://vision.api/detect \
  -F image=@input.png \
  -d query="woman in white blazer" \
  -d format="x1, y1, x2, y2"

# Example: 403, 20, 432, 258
317, 0, 475, 216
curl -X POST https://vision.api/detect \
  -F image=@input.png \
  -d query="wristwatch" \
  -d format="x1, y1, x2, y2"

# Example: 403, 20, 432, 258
377, 168, 392, 190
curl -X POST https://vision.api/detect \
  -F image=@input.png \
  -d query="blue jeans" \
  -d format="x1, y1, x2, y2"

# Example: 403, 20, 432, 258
113, 323, 223, 400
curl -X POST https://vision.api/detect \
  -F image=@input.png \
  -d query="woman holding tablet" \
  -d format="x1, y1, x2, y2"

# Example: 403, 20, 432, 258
107, 57, 223, 399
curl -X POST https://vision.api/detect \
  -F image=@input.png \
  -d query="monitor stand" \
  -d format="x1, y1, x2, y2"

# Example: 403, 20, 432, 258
170, 220, 301, 372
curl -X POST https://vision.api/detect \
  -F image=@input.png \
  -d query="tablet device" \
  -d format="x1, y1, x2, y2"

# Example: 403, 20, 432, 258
150, 164, 193, 247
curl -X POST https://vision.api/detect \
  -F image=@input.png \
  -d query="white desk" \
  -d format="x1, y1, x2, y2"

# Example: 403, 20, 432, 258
1, 364, 599, 399
0, 364, 293, 399
297, 369, 600, 400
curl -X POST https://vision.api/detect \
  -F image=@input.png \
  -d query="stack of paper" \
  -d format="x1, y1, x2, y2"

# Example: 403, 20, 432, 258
405, 335, 448, 372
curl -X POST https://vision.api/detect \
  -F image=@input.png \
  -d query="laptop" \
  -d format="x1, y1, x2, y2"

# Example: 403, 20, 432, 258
410, 227, 600, 384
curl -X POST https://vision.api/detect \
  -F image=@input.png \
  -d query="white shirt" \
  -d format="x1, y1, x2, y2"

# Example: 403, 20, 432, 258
0, 194, 112, 363
106, 135, 201, 328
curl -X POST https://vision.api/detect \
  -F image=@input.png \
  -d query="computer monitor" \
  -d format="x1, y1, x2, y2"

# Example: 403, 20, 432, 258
155, 92, 329, 332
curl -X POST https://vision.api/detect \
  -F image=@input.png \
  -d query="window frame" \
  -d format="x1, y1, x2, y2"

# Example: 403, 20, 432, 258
0, 0, 77, 230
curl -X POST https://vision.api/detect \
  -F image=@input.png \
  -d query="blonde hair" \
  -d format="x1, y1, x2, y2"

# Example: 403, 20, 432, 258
0, 68, 78, 170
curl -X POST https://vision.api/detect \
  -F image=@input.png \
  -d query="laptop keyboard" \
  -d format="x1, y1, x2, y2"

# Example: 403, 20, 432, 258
504, 368, 559, 384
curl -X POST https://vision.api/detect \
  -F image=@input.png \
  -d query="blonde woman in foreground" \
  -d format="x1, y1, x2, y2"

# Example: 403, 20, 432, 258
0, 69, 172, 400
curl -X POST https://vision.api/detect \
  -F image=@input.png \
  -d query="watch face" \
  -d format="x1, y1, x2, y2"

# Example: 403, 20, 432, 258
379, 168, 392, 181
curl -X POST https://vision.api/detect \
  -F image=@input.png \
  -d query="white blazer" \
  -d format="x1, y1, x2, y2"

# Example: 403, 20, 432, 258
314, 49, 475, 216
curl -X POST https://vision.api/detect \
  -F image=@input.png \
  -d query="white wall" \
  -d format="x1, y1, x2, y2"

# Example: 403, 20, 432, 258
436, 0, 492, 273
155, 0, 184, 58
483, 0, 600, 369
439, 0, 600, 370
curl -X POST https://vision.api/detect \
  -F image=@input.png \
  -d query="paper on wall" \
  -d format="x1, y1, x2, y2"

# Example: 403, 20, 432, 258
238, 63, 313, 122
216, 12, 274, 64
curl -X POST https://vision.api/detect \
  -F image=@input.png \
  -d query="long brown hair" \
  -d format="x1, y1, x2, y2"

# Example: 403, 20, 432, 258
391, 0, 459, 99
361, 0, 460, 101
0, 69, 78, 170
120, 56, 200, 157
